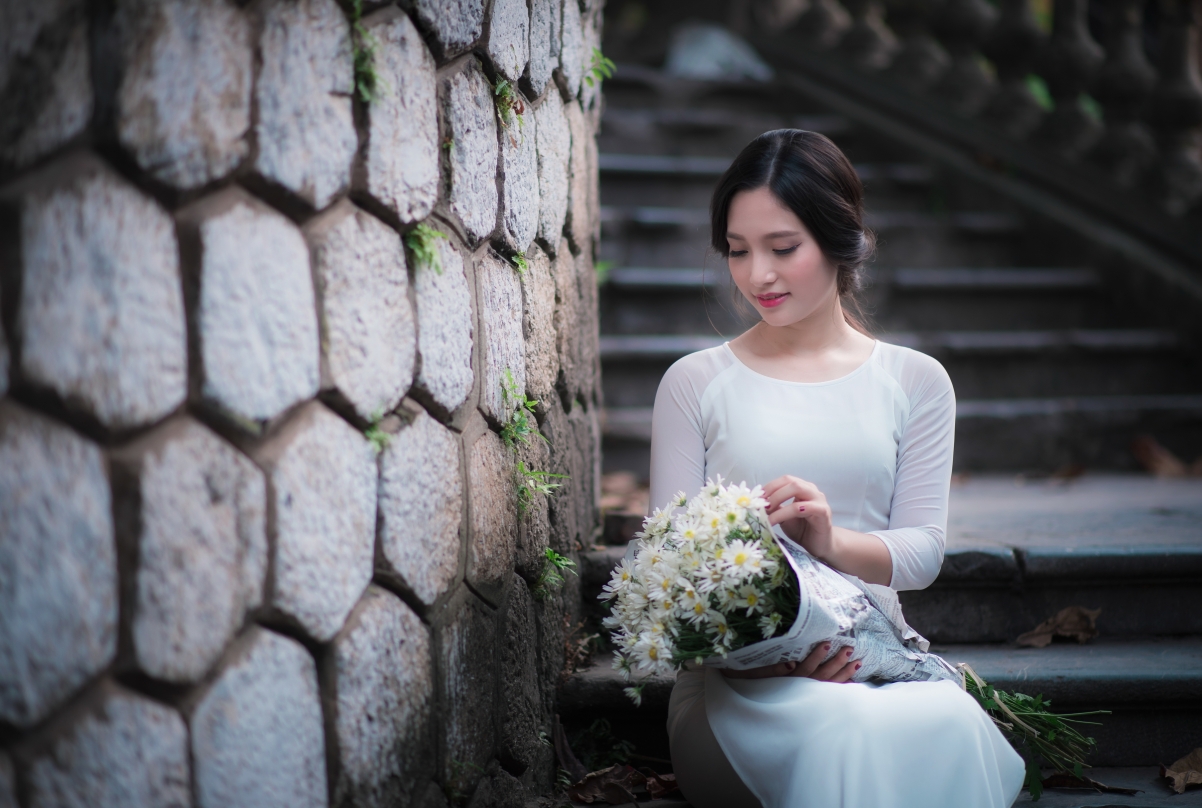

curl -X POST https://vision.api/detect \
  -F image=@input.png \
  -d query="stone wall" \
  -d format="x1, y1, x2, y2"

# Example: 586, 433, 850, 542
0, 0, 604, 805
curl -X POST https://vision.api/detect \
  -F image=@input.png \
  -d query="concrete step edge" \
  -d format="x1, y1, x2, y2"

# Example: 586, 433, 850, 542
602, 266, 1102, 291
600, 206, 1020, 231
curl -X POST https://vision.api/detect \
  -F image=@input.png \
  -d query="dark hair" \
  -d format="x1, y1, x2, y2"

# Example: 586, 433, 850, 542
709, 129, 875, 333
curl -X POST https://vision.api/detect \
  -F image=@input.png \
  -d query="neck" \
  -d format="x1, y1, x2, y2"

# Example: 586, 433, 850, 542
754, 291, 855, 357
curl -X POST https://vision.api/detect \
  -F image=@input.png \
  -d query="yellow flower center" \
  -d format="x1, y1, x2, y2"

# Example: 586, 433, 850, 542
733, 551, 748, 566
648, 646, 659, 660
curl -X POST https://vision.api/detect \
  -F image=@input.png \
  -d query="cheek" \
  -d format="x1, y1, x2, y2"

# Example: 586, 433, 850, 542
781, 245, 835, 293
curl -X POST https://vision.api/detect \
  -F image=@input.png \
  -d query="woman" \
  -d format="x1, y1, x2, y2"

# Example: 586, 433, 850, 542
643, 130, 1026, 808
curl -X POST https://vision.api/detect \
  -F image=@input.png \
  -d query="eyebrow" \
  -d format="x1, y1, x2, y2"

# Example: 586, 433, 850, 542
726, 230, 802, 240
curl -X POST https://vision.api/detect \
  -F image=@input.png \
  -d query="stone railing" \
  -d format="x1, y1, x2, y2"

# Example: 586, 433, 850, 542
0, 0, 603, 806
748, 0, 1202, 266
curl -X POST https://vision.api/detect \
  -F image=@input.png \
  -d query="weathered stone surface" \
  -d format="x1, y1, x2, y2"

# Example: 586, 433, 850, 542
487, 0, 530, 82
26, 685, 190, 808
0, 1, 92, 167
541, 403, 578, 550
191, 628, 326, 808
111, 417, 266, 684
498, 92, 539, 253
499, 576, 544, 774
574, 250, 601, 404
580, 6, 603, 116
361, 8, 439, 224
534, 94, 569, 250
515, 436, 552, 581
443, 61, 499, 245
569, 403, 601, 540
552, 243, 581, 403
13, 154, 186, 430
412, 0, 485, 59
330, 586, 434, 808
254, 0, 356, 209
478, 252, 526, 424
441, 595, 496, 781
521, 244, 558, 402
565, 99, 594, 254
182, 188, 319, 427
527, 0, 561, 96
255, 403, 376, 643
378, 408, 463, 606
307, 200, 415, 421
558, 0, 584, 99
466, 763, 529, 808
467, 429, 518, 604
115, 0, 252, 189
414, 235, 474, 414
0, 751, 15, 808
0, 401, 115, 729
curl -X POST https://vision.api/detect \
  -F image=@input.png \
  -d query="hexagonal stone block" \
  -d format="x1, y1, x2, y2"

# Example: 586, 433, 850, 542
307, 200, 415, 421
26, 684, 190, 808
110, 416, 266, 684
443, 60, 498, 245
0, 751, 15, 808
329, 586, 434, 808
499, 576, 544, 774
254, 0, 356, 209
534, 94, 569, 250
478, 251, 526, 425
413, 235, 474, 415
527, 0, 561, 96
9, 154, 186, 430
0, 401, 116, 729
498, 91, 538, 254
565, 99, 596, 254
255, 402, 376, 642
569, 402, 601, 537
520, 244, 557, 402
487, 0, 529, 82
413, 0, 485, 59
1, 1, 92, 168
580, 6, 603, 115
115, 0, 253, 189
360, 8, 438, 224
467, 428, 517, 604
378, 408, 463, 607
441, 594, 496, 781
515, 436, 552, 581
552, 243, 581, 401
179, 188, 319, 428
191, 628, 326, 808
558, 0, 584, 99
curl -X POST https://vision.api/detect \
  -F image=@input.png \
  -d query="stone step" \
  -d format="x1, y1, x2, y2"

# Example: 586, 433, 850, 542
583, 475, 1202, 641
558, 638, 1202, 767
601, 205, 1020, 233
599, 153, 932, 183
597, 330, 1180, 359
602, 266, 1102, 291
601, 107, 850, 137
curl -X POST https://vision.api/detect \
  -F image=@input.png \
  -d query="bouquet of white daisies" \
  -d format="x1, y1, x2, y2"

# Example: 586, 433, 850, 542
601, 478, 960, 705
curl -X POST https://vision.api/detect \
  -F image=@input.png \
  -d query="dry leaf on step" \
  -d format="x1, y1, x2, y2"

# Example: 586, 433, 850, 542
1016, 606, 1101, 648
566, 764, 645, 804
1131, 435, 1189, 477
1161, 748, 1202, 794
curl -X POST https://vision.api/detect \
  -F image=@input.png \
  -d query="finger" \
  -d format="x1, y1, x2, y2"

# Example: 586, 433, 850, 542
765, 480, 821, 513
810, 646, 856, 681
791, 643, 831, 677
827, 659, 862, 684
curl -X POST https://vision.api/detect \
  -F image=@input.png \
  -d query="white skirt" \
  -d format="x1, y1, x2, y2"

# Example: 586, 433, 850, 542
667, 668, 1025, 808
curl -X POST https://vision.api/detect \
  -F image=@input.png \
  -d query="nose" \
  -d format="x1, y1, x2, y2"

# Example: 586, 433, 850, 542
748, 250, 777, 288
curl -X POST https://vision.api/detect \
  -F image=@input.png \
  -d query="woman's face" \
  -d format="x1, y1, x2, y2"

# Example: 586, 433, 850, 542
725, 186, 839, 327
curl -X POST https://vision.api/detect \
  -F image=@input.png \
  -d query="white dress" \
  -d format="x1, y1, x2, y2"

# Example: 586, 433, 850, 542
641, 340, 1025, 808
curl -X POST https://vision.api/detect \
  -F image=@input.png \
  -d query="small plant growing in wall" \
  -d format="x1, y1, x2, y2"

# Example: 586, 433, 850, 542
363, 409, 391, 454
517, 461, 568, 515
405, 223, 448, 274
511, 251, 529, 276
584, 48, 616, 88
350, 0, 384, 104
500, 369, 543, 448
533, 546, 577, 599
492, 78, 526, 144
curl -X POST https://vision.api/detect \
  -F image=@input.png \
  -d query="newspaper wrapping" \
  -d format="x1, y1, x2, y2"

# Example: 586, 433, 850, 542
702, 529, 962, 686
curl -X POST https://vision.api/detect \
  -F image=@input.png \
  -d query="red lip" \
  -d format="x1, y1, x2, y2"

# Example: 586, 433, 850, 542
756, 292, 789, 308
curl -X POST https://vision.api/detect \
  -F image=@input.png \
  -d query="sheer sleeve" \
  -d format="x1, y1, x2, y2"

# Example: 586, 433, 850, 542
867, 354, 956, 591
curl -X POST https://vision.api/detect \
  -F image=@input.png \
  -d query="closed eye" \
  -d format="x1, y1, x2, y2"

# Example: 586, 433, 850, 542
773, 244, 800, 255
729, 249, 748, 257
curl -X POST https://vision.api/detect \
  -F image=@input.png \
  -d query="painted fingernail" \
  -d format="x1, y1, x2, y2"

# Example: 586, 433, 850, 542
823, 643, 831, 651
845, 648, 853, 656
855, 663, 862, 670
798, 505, 806, 511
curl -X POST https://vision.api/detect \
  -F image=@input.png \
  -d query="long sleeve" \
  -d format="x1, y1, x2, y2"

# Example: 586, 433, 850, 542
867, 357, 956, 591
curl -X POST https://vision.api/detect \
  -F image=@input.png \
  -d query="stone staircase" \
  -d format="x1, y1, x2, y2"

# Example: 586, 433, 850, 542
557, 59, 1202, 804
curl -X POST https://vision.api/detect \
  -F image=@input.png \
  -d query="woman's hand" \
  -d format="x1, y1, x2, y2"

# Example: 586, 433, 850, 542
762, 475, 834, 559
720, 643, 861, 682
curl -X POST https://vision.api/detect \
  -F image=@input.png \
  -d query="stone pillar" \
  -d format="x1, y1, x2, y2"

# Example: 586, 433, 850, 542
0, 0, 603, 804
